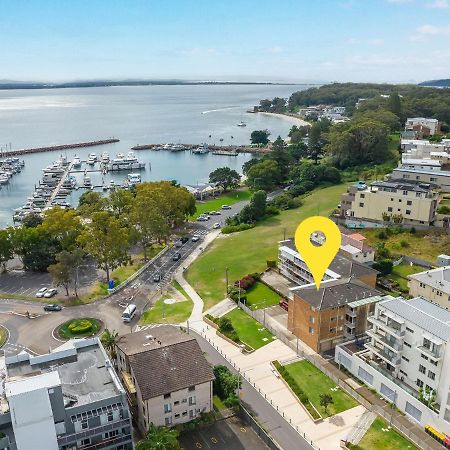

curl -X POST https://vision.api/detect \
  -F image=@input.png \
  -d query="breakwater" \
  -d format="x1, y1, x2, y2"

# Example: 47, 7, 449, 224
130, 143, 271, 154
0, 139, 120, 157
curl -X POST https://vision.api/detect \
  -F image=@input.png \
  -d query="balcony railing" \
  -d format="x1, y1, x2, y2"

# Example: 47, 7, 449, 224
366, 329, 403, 352
365, 343, 401, 366
368, 315, 405, 338
417, 345, 441, 361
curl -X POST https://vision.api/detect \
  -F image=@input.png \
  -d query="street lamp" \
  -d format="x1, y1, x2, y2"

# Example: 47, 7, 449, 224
225, 267, 229, 295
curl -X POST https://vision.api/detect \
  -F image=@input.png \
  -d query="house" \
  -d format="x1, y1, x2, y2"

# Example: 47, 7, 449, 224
116, 326, 214, 436
287, 278, 383, 352
184, 182, 221, 199
335, 296, 450, 435
340, 179, 439, 227
405, 117, 440, 136
0, 338, 133, 450
408, 266, 450, 310
278, 238, 378, 289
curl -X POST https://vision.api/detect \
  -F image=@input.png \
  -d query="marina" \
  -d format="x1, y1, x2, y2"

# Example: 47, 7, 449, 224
131, 142, 270, 155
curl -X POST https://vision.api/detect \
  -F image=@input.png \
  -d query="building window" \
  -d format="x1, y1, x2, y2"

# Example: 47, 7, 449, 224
188, 386, 196, 392
359, 202, 364, 207
404, 342, 411, 348
405, 210, 411, 215
416, 379, 424, 388
80, 439, 91, 447
174, 401, 180, 406
175, 413, 180, 419
182, 411, 188, 417
107, 412, 114, 422
403, 190, 408, 195
165, 416, 172, 426
431, 359, 438, 366
419, 365, 426, 374
421, 354, 429, 361
164, 403, 172, 413
81, 420, 88, 430
189, 396, 196, 406
428, 371, 436, 380
407, 200, 412, 205
329, 327, 336, 333
309, 327, 314, 335
164, 393, 171, 399
309, 316, 315, 324
416, 192, 422, 197
104, 430, 119, 439
400, 369, 408, 377
406, 327, 414, 333
402, 356, 409, 362
189, 410, 195, 418
388, 207, 393, 212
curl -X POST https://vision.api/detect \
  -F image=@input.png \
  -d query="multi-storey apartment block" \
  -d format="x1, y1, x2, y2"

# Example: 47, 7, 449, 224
408, 266, 450, 310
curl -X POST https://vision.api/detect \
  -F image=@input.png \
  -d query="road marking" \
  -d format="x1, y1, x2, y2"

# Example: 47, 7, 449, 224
210, 437, 218, 444
240, 427, 247, 433
195, 443, 202, 448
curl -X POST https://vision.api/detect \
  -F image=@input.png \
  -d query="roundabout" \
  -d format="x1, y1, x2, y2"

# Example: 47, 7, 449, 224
56, 318, 103, 341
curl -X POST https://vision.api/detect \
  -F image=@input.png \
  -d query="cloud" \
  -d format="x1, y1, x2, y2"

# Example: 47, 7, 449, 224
368, 38, 385, 45
410, 23, 450, 40
425, 0, 449, 8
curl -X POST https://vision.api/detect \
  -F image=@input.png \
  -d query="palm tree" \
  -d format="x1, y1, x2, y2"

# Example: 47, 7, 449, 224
100, 328, 120, 360
136, 423, 180, 450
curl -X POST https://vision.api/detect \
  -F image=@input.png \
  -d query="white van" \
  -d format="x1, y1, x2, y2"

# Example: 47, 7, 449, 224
122, 304, 137, 322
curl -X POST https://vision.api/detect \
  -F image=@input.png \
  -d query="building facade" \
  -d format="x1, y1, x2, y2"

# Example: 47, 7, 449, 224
335, 296, 450, 435
341, 179, 439, 226
0, 338, 133, 450
408, 266, 450, 310
405, 118, 440, 136
116, 326, 214, 436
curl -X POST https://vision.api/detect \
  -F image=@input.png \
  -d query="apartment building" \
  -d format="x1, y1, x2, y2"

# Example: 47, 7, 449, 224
288, 278, 382, 353
405, 117, 440, 136
341, 179, 439, 226
0, 338, 133, 450
392, 167, 450, 193
408, 266, 450, 310
116, 326, 214, 436
335, 297, 450, 434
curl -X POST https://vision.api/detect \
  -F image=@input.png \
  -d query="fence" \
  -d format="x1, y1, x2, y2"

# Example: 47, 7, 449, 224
237, 302, 437, 450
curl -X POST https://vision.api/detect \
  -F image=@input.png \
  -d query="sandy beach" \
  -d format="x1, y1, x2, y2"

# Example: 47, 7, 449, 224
256, 111, 310, 127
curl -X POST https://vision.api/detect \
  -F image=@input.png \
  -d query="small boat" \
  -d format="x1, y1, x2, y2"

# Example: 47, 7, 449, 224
109, 180, 115, 188
87, 153, 97, 165
101, 151, 110, 163
192, 143, 209, 155
83, 176, 92, 187
127, 173, 141, 186
237, 121, 247, 127
72, 156, 81, 168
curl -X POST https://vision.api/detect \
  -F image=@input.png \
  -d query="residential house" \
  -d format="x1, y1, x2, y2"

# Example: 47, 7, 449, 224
116, 326, 214, 436
408, 266, 450, 310
0, 338, 133, 450
335, 296, 450, 435
405, 118, 440, 136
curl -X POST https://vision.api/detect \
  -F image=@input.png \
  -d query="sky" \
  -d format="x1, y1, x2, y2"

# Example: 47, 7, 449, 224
1, 0, 450, 83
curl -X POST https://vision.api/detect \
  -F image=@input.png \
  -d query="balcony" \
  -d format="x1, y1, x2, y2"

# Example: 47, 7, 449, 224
417, 345, 442, 361
346, 308, 357, 318
365, 343, 401, 366
367, 315, 405, 339
366, 329, 403, 352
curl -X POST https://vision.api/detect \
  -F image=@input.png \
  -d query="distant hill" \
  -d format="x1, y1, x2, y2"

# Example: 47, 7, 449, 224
419, 79, 450, 88
0, 79, 295, 90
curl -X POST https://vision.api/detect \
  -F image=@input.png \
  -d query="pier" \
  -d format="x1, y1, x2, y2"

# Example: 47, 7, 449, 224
0, 139, 120, 157
131, 143, 271, 154
46, 161, 75, 208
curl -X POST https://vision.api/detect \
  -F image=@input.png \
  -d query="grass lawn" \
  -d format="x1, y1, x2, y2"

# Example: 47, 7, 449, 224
172, 279, 192, 302
0, 325, 8, 348
186, 183, 348, 309
190, 189, 252, 219
388, 263, 425, 293
223, 307, 274, 350
57, 318, 102, 340
213, 395, 227, 412
141, 295, 193, 324
351, 417, 418, 450
361, 229, 450, 263
284, 360, 358, 418
246, 282, 281, 309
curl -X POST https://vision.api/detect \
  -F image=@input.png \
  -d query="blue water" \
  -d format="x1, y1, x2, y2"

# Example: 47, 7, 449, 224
0, 84, 306, 226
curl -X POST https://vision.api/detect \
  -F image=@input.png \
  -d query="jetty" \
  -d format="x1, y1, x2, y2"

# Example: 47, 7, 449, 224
131, 143, 271, 155
0, 139, 120, 157
46, 161, 75, 208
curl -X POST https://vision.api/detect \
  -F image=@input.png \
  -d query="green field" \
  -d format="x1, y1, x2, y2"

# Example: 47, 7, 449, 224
350, 418, 418, 450
191, 189, 252, 219
186, 183, 348, 309
141, 295, 193, 324
284, 360, 358, 418
246, 282, 281, 309
362, 228, 450, 263
388, 263, 425, 293
223, 307, 274, 350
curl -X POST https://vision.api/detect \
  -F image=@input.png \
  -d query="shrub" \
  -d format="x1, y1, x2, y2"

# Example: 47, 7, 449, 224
438, 205, 450, 214
400, 239, 409, 248
373, 259, 394, 276
376, 230, 388, 240
218, 317, 234, 334
228, 287, 247, 303
250, 272, 261, 281
410, 227, 416, 234
68, 319, 93, 334
267, 260, 277, 268
265, 205, 280, 216
222, 223, 254, 234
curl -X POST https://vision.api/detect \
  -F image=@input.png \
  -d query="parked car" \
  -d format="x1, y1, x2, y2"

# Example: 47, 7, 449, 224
221, 205, 232, 210
44, 288, 58, 298
192, 235, 200, 242
175, 240, 183, 247
196, 216, 207, 222
43, 304, 62, 312
210, 210, 221, 215
181, 236, 189, 243
279, 299, 289, 311
201, 214, 210, 220
172, 252, 181, 261
213, 222, 221, 229
35, 287, 48, 298
153, 273, 161, 282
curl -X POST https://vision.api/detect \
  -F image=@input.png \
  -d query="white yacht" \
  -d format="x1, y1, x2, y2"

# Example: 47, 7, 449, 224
101, 151, 110, 163
83, 176, 92, 187
72, 156, 81, 168
237, 121, 247, 127
192, 143, 209, 154
108, 151, 145, 171
87, 153, 97, 165
127, 173, 141, 186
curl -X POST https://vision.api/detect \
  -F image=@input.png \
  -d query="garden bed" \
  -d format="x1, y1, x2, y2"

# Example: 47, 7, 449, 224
57, 318, 102, 340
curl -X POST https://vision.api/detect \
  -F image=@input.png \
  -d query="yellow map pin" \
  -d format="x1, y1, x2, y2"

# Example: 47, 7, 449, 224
294, 216, 341, 290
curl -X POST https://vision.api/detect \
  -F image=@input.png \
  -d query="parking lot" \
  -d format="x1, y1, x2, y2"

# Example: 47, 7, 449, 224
179, 416, 269, 450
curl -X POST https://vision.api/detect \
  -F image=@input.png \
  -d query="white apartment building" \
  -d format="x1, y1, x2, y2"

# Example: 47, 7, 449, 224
335, 297, 450, 434
408, 266, 450, 310
116, 326, 214, 436
406, 117, 440, 135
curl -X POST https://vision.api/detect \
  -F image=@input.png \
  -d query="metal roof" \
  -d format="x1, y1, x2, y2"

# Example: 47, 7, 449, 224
347, 294, 388, 309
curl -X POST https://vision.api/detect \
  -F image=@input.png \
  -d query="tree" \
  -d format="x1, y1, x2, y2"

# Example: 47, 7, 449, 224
249, 190, 267, 220
77, 191, 106, 216
136, 423, 180, 450
388, 92, 402, 118
48, 249, 84, 297
209, 167, 240, 191
101, 329, 120, 360
270, 136, 291, 177
250, 130, 270, 146
372, 259, 393, 276
259, 99, 272, 112
242, 158, 259, 175
246, 160, 280, 191
21, 212, 43, 228
270, 97, 286, 113
78, 211, 131, 283
0, 228, 13, 272
213, 365, 240, 400
109, 189, 134, 218
319, 393, 334, 414
308, 120, 329, 163
354, 109, 401, 132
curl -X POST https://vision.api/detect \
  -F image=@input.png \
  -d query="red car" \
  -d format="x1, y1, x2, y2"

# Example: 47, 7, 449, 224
279, 299, 289, 311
